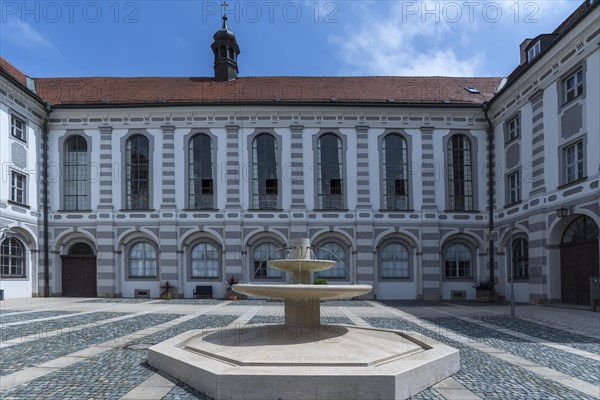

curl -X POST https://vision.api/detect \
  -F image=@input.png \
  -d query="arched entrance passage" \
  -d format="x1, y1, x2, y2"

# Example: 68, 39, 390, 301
560, 216, 599, 305
62, 243, 97, 297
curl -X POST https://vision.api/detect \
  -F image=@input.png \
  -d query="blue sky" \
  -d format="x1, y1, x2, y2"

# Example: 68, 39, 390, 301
0, 1, 584, 78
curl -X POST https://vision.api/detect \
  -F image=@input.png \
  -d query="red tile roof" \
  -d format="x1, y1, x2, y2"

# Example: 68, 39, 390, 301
0, 57, 29, 87
33, 76, 501, 106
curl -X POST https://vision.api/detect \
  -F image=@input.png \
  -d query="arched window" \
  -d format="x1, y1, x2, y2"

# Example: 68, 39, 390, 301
191, 242, 220, 279
126, 135, 150, 210
252, 134, 279, 209
128, 242, 157, 278
317, 133, 344, 209
380, 242, 410, 279
68, 242, 94, 256
253, 242, 283, 279
189, 134, 214, 209
64, 135, 89, 210
511, 238, 529, 279
562, 215, 599, 244
316, 242, 347, 279
444, 243, 473, 278
1, 238, 25, 277
448, 135, 473, 211
382, 134, 409, 210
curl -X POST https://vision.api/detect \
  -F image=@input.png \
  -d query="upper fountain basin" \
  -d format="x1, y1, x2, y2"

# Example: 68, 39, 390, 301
232, 283, 372, 301
268, 259, 336, 273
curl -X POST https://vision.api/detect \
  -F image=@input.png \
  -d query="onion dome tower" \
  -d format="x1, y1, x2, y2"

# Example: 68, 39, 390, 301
211, 5, 240, 82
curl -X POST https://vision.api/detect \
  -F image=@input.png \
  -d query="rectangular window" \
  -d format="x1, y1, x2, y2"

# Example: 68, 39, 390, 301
563, 68, 584, 104
564, 141, 584, 183
527, 41, 541, 62
507, 115, 520, 142
507, 170, 521, 205
10, 171, 26, 205
11, 115, 26, 142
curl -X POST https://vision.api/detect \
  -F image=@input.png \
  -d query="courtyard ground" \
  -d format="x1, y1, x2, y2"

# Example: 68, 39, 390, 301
0, 297, 598, 399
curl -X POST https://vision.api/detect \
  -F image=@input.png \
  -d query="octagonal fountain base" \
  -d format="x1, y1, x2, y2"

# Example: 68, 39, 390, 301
148, 324, 459, 400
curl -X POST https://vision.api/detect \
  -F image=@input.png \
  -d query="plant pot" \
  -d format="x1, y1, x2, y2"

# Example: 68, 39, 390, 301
475, 289, 495, 302
228, 294, 238, 301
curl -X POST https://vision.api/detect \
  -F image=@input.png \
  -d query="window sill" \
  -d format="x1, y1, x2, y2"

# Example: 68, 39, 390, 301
7, 200, 30, 209
246, 209, 284, 212
511, 278, 529, 282
119, 209, 156, 212
504, 200, 522, 209
10, 135, 27, 144
127, 276, 158, 280
442, 278, 475, 282
0, 275, 27, 279
378, 209, 414, 212
57, 209, 93, 213
312, 209, 350, 212
557, 177, 588, 190
189, 277, 221, 281
560, 97, 583, 108
182, 209, 219, 212
505, 136, 520, 145
379, 277, 412, 281
443, 210, 480, 214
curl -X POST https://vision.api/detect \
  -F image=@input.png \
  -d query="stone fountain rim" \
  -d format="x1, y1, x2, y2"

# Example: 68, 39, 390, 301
232, 283, 372, 301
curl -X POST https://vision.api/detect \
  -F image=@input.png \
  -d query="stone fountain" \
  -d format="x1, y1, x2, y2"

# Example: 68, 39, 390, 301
148, 238, 459, 400
233, 238, 372, 328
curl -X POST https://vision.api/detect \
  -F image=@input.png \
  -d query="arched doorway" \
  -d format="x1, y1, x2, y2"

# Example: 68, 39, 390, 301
560, 216, 599, 305
62, 243, 97, 297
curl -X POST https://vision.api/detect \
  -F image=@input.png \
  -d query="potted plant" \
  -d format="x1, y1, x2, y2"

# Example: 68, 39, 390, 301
472, 280, 495, 302
160, 281, 175, 300
314, 277, 328, 285
226, 275, 239, 300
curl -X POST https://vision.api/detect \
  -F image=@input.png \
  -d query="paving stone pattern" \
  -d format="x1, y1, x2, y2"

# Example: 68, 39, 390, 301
424, 317, 600, 386
1, 312, 128, 341
481, 315, 600, 354
77, 298, 156, 303
0, 310, 76, 324
365, 317, 598, 400
0, 299, 598, 400
0, 313, 179, 376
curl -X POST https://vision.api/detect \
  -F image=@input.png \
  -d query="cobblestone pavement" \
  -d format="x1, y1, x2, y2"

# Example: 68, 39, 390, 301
0, 298, 598, 400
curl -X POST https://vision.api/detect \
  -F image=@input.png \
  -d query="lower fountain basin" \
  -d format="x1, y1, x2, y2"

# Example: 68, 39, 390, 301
148, 325, 460, 400
233, 284, 372, 301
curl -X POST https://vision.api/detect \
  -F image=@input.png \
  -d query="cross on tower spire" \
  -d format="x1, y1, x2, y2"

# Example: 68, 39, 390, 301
221, 1, 229, 18
220, 0, 229, 28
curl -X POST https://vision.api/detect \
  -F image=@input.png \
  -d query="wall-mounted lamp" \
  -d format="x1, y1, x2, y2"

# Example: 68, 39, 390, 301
557, 207, 569, 218
486, 230, 499, 242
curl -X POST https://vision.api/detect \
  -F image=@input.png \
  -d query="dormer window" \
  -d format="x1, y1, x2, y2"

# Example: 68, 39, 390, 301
527, 41, 541, 62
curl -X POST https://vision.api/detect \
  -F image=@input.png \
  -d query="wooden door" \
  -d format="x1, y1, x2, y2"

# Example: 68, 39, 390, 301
62, 256, 97, 297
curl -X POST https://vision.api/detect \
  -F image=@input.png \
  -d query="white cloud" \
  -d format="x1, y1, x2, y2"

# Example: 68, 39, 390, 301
1, 21, 55, 51
330, 1, 482, 76
329, 0, 581, 77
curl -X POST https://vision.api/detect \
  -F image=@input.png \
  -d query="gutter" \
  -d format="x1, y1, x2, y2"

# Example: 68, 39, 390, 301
48, 101, 489, 110
482, 102, 495, 291
42, 104, 51, 297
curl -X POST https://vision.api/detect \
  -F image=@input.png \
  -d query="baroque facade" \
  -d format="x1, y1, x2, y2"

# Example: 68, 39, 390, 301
1, 1, 598, 303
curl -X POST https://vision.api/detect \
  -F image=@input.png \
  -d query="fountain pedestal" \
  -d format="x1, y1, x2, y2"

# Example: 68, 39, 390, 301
285, 298, 319, 327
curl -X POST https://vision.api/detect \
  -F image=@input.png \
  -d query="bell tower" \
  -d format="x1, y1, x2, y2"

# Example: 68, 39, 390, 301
211, 1, 240, 82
